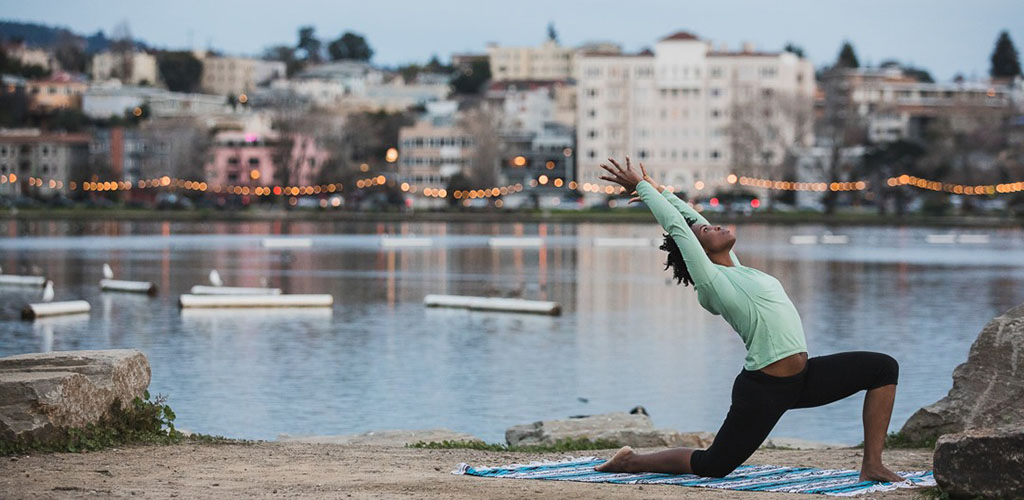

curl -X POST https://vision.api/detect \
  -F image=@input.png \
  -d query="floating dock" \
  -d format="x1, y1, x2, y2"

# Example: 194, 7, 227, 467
424, 294, 561, 316
189, 285, 282, 295
179, 294, 333, 308
100, 279, 158, 296
22, 300, 91, 320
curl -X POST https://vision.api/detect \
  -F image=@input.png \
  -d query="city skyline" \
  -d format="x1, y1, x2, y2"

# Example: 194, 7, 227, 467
2, 0, 1023, 81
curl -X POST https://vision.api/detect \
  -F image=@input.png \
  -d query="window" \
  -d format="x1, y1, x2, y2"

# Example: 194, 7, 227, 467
587, 108, 596, 118
710, 150, 721, 160
248, 157, 260, 165
710, 67, 723, 78
587, 149, 596, 159
587, 129, 598, 139
228, 157, 240, 165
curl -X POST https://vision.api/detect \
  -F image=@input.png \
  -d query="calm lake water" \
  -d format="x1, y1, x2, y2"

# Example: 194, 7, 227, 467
1, 218, 1022, 445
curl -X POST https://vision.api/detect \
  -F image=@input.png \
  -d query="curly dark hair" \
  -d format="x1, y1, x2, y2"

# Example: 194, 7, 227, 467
659, 215, 699, 287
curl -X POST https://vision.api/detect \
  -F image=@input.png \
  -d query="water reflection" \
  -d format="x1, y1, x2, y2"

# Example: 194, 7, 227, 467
0, 219, 1022, 444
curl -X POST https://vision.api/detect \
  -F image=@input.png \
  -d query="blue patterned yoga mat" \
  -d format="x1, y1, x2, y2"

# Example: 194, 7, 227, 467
454, 457, 935, 496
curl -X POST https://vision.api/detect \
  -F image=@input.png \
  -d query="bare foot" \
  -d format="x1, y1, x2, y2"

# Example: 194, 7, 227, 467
859, 462, 904, 483
595, 446, 634, 473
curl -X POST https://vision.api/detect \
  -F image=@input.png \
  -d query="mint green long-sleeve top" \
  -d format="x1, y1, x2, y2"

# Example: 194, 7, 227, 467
636, 180, 807, 370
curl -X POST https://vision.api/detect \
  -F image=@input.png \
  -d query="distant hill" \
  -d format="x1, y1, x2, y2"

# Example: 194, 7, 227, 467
0, 19, 146, 53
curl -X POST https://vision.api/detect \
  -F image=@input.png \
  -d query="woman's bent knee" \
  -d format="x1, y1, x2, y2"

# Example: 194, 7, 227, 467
690, 450, 739, 478
873, 353, 899, 388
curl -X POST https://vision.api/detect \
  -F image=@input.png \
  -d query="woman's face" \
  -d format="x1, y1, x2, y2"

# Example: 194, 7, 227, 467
692, 223, 736, 253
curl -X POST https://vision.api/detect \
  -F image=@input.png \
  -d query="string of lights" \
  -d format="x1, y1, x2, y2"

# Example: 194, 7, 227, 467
4, 171, 1023, 199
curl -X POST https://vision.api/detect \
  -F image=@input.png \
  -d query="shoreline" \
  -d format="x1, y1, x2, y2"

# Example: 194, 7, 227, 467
3, 207, 1022, 228
0, 442, 934, 499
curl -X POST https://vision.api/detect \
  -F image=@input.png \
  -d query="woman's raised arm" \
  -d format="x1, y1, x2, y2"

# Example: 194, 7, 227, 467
635, 180, 720, 285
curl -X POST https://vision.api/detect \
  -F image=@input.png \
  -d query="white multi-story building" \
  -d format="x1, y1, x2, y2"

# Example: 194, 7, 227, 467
91, 50, 161, 86
200, 54, 286, 96
83, 81, 229, 119
576, 31, 815, 199
825, 67, 1024, 143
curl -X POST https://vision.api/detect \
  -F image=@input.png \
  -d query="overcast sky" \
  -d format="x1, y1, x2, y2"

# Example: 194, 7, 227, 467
4, 0, 1023, 81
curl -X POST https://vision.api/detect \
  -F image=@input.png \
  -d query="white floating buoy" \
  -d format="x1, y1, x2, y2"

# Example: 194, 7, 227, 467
424, 294, 561, 316
380, 237, 434, 248
262, 238, 313, 249
179, 294, 333, 308
957, 234, 990, 244
593, 237, 655, 247
0, 274, 47, 286
489, 237, 544, 248
820, 234, 849, 245
100, 279, 158, 296
209, 269, 224, 287
189, 285, 282, 295
789, 235, 818, 245
926, 234, 957, 244
22, 300, 91, 320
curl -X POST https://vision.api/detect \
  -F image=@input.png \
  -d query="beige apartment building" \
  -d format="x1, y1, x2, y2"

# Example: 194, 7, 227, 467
201, 54, 286, 96
487, 40, 575, 82
397, 101, 474, 186
91, 50, 161, 86
576, 31, 815, 199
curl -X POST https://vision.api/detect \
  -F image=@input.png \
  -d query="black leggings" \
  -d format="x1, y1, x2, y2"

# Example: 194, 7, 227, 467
689, 351, 899, 478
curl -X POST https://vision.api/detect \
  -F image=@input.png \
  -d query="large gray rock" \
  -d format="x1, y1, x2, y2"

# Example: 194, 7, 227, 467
933, 425, 1024, 499
278, 429, 483, 447
0, 350, 151, 443
901, 303, 1024, 443
506, 412, 714, 448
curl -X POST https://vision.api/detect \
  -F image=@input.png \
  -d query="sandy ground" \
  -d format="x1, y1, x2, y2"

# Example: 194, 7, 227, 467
0, 443, 934, 499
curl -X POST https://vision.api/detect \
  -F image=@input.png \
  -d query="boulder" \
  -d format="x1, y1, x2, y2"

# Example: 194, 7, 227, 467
0, 350, 151, 444
506, 412, 714, 449
901, 303, 1024, 443
933, 425, 1024, 499
277, 429, 483, 447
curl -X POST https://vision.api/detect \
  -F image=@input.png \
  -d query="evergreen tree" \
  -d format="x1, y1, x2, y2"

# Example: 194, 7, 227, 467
297, 26, 322, 63
156, 51, 203, 92
547, 22, 558, 43
990, 30, 1022, 78
835, 41, 859, 69
327, 32, 373, 61
783, 43, 805, 58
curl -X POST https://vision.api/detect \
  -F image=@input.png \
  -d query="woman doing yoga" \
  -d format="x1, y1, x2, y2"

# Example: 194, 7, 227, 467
593, 157, 905, 483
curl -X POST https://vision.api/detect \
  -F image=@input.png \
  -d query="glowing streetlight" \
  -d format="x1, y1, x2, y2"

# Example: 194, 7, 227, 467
385, 148, 399, 163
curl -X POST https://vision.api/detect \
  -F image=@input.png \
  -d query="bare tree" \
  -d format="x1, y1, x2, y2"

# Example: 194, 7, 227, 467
110, 21, 135, 82
457, 104, 503, 188
817, 68, 867, 214
727, 87, 813, 205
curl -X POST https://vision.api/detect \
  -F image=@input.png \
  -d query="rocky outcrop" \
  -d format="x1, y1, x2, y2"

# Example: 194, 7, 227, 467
277, 429, 482, 447
933, 425, 1024, 499
506, 412, 714, 448
0, 350, 151, 443
900, 303, 1024, 443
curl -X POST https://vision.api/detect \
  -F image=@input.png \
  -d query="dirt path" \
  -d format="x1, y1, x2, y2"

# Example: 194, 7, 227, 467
0, 443, 933, 499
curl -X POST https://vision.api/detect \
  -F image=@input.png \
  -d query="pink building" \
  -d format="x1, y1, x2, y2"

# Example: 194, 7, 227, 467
204, 131, 329, 189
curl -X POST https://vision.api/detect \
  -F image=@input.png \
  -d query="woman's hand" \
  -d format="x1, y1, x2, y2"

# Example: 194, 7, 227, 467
626, 162, 660, 204
599, 156, 644, 193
